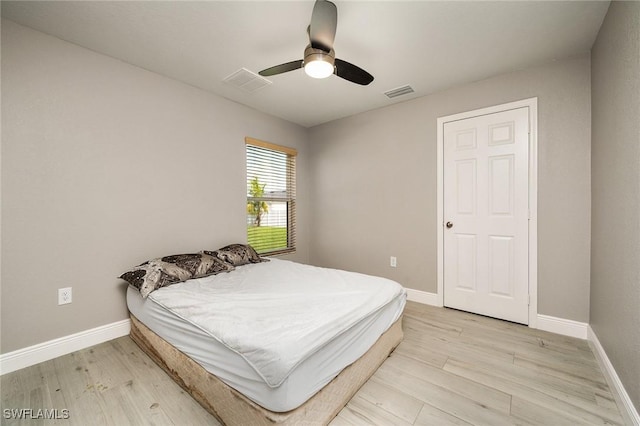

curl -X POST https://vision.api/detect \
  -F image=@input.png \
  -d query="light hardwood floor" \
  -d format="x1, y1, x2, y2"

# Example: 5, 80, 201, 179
1, 301, 626, 425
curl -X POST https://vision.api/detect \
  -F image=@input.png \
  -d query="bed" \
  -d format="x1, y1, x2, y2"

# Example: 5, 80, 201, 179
123, 249, 405, 425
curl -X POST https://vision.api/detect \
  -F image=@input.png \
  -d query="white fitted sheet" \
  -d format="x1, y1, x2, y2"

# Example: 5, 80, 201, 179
127, 260, 406, 412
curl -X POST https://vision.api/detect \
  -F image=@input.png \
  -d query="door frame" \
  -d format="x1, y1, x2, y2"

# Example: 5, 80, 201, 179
436, 97, 538, 328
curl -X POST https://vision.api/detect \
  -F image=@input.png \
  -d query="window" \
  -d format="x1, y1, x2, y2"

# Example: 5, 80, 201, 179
245, 137, 296, 255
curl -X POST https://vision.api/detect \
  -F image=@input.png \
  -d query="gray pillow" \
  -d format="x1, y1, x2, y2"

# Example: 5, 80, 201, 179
207, 244, 268, 267
120, 253, 234, 298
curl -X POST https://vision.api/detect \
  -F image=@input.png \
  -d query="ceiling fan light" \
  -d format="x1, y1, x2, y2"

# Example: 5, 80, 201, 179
304, 59, 334, 79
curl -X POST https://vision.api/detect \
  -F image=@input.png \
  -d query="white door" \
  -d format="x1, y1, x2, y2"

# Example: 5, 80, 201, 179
443, 107, 530, 324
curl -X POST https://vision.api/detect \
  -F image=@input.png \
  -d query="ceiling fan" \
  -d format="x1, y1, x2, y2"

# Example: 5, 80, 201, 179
258, 0, 374, 86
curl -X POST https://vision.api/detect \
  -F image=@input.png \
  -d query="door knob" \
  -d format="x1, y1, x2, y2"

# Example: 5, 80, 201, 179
446, 221, 453, 229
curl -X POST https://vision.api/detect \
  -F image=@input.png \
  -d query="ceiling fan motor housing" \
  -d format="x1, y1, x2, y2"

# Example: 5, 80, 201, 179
303, 45, 335, 68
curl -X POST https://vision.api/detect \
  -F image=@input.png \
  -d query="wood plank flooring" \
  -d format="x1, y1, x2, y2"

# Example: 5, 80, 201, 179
332, 302, 625, 426
1, 301, 626, 425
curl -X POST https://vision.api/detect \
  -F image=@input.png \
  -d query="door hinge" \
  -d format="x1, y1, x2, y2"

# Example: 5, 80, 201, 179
528, 295, 531, 306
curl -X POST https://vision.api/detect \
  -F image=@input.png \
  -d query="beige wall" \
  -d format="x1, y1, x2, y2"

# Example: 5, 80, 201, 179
591, 1, 640, 413
309, 54, 592, 322
1, 20, 310, 353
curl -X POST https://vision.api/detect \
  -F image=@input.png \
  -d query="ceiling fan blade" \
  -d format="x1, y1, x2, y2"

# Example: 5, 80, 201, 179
259, 60, 303, 77
334, 59, 374, 86
309, 0, 337, 52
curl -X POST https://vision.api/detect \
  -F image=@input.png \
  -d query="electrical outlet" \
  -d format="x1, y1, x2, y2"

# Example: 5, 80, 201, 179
58, 287, 72, 305
390, 256, 397, 268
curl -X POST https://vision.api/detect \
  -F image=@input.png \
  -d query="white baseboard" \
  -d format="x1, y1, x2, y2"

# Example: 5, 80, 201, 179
0, 319, 131, 375
407, 291, 588, 340
588, 326, 640, 426
535, 314, 588, 339
405, 288, 441, 307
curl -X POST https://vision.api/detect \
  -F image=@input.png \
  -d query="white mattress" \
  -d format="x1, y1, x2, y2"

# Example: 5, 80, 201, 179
127, 259, 406, 412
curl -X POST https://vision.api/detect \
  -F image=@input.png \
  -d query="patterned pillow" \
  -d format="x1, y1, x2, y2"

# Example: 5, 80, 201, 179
207, 244, 269, 267
120, 253, 234, 298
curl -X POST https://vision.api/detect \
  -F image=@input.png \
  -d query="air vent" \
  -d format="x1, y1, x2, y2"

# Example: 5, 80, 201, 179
384, 85, 415, 99
223, 68, 272, 93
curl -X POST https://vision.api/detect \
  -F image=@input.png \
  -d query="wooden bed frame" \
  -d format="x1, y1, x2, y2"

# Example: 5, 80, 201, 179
130, 314, 403, 425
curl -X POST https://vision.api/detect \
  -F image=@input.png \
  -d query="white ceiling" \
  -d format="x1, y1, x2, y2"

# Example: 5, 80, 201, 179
1, 1, 610, 128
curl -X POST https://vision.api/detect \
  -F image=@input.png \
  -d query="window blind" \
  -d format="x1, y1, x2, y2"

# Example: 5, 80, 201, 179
245, 137, 296, 255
